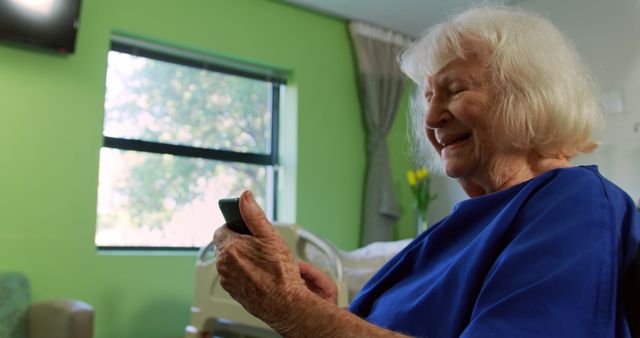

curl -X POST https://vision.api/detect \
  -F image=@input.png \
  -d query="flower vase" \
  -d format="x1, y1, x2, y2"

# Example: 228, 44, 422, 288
417, 210, 428, 235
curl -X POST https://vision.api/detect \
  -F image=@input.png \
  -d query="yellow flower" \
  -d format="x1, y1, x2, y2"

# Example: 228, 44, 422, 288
407, 167, 437, 232
416, 168, 429, 180
406, 170, 417, 186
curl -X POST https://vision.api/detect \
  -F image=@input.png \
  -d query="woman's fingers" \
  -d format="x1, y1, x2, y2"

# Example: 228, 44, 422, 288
299, 261, 338, 304
239, 190, 277, 239
213, 192, 332, 325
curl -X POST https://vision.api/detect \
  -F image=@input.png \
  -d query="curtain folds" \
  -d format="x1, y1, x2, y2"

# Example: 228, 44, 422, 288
348, 22, 412, 245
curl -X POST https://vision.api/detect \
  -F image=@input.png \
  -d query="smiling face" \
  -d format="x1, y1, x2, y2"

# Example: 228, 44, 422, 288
423, 49, 516, 194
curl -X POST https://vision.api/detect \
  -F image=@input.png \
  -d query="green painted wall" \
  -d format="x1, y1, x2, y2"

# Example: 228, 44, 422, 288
0, 0, 415, 337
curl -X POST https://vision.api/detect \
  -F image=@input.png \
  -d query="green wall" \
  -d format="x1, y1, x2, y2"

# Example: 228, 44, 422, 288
0, 0, 415, 337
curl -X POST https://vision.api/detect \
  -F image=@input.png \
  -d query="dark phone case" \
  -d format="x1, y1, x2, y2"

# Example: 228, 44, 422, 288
218, 198, 252, 235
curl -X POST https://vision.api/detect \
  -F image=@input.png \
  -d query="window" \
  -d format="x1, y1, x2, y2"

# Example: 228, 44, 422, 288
96, 36, 285, 249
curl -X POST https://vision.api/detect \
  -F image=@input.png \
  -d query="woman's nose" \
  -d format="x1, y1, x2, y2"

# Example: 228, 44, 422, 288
425, 94, 450, 128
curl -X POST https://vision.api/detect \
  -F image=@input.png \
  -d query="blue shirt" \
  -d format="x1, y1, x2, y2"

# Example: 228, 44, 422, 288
349, 166, 640, 337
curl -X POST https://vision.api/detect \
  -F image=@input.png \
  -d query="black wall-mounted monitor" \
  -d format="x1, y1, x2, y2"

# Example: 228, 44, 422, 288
0, 0, 82, 54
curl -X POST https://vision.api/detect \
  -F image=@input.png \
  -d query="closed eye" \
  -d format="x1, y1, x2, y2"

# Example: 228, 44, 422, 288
447, 87, 466, 96
424, 91, 433, 102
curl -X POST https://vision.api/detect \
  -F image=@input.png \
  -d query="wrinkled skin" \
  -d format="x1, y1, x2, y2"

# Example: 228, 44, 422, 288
299, 261, 338, 302
213, 191, 337, 326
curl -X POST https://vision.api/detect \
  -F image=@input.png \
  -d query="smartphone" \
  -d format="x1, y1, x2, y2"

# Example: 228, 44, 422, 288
218, 198, 252, 235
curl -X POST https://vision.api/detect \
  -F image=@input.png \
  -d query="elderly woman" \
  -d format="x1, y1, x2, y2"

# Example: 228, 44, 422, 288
213, 6, 640, 337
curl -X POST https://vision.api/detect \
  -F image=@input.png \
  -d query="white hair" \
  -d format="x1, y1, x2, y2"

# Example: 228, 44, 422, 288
399, 6, 603, 172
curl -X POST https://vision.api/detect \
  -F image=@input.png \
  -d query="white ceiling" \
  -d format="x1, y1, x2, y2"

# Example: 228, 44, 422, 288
282, 0, 518, 38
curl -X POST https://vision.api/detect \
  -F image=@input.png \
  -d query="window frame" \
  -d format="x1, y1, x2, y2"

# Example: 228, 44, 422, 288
98, 36, 285, 251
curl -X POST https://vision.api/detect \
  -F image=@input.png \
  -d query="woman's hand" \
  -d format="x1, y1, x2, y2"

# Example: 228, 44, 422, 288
299, 261, 338, 304
213, 191, 312, 325
214, 191, 410, 338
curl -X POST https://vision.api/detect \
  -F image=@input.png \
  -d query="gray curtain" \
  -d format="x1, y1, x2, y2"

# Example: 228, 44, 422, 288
348, 22, 411, 245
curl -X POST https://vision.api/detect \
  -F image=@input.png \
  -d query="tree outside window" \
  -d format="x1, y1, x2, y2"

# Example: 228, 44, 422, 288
96, 38, 283, 249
